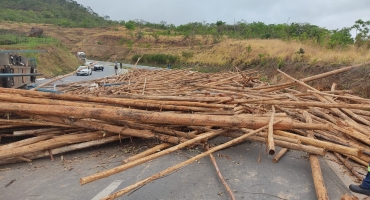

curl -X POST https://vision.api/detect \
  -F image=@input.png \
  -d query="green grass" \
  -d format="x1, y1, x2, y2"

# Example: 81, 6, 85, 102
0, 34, 58, 47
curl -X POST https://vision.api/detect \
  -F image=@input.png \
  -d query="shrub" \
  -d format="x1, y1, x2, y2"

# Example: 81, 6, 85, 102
125, 20, 136, 30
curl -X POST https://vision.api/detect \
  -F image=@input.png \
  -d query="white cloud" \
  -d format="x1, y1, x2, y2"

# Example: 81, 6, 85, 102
74, 0, 370, 29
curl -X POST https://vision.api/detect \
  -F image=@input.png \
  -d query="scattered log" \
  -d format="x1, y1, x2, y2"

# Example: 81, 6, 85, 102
303, 111, 329, 200
274, 130, 362, 157
101, 122, 279, 199
1, 65, 370, 199
272, 148, 288, 163
209, 153, 236, 200
80, 130, 226, 185
267, 105, 276, 155
334, 152, 363, 181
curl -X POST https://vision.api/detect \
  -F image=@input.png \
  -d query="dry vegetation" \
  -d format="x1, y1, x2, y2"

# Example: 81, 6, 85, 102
1, 22, 370, 96
3, 22, 369, 67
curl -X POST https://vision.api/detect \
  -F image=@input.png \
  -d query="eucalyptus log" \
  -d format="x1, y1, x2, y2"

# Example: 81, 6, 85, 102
222, 132, 325, 156
0, 136, 123, 166
302, 111, 328, 200
274, 130, 362, 157
100, 121, 280, 199
80, 130, 226, 185
334, 152, 363, 181
267, 106, 276, 155
209, 153, 236, 200
13, 128, 62, 136
0, 132, 115, 160
0, 135, 53, 151
272, 148, 288, 163
1, 102, 306, 130
34, 116, 188, 145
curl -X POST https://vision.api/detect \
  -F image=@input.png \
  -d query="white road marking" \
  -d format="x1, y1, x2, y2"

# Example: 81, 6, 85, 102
91, 180, 123, 200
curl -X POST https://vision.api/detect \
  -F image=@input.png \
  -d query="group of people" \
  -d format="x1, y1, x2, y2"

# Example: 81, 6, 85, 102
114, 63, 172, 74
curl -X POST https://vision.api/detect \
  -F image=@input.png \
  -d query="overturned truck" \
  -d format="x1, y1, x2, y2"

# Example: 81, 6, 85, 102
0, 52, 40, 88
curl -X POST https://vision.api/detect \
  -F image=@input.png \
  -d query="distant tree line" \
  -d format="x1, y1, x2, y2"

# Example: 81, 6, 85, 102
122, 19, 370, 49
1, 0, 369, 49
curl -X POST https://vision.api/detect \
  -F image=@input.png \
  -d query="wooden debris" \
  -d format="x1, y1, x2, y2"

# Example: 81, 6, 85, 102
272, 148, 288, 163
0, 63, 370, 199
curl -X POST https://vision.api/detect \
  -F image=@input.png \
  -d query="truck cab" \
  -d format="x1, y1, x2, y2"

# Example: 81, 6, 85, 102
76, 52, 86, 62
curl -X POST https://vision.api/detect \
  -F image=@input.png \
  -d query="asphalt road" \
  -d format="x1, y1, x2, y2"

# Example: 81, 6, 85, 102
0, 60, 361, 200
0, 138, 355, 200
32, 60, 159, 88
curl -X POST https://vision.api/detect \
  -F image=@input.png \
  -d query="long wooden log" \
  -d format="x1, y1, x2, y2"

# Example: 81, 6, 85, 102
80, 130, 226, 185
310, 108, 337, 124
331, 125, 370, 146
0, 119, 72, 128
344, 154, 369, 167
0, 135, 53, 151
100, 121, 280, 199
246, 100, 370, 110
303, 111, 329, 200
267, 106, 276, 155
0, 88, 233, 109
0, 132, 115, 160
0, 94, 112, 109
0, 103, 305, 130
334, 152, 363, 181
274, 130, 362, 157
106, 94, 234, 103
307, 114, 370, 150
209, 153, 236, 200
307, 90, 370, 104
257, 132, 301, 144
34, 116, 188, 145
0, 136, 123, 166
13, 128, 62, 136
278, 70, 370, 139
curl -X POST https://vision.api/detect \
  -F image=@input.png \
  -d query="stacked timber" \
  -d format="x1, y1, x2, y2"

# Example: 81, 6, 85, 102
1, 62, 370, 199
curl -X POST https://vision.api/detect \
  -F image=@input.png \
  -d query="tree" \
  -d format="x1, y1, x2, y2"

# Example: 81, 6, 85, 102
352, 19, 370, 47
125, 20, 136, 30
327, 28, 354, 49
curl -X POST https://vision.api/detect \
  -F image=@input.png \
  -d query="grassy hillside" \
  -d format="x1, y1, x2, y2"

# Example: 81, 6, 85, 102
0, 24, 80, 77
2, 43, 80, 77
0, 0, 114, 27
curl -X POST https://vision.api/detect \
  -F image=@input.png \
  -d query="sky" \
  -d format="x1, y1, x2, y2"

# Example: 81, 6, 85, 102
74, 0, 369, 30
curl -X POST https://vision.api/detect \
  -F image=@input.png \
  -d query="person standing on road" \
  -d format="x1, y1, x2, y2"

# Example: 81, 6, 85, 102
350, 163, 370, 196
114, 64, 118, 75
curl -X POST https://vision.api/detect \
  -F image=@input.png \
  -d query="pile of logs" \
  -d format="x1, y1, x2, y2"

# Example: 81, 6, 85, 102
1, 61, 370, 199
